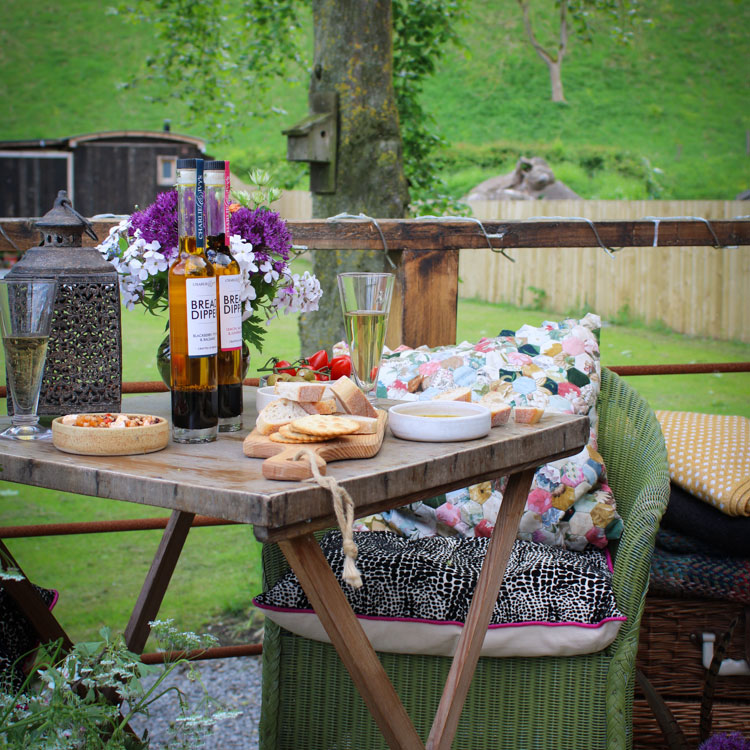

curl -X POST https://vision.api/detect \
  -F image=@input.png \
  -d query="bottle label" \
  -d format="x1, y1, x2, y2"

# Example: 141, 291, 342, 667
195, 159, 205, 250
185, 277, 218, 357
218, 274, 243, 351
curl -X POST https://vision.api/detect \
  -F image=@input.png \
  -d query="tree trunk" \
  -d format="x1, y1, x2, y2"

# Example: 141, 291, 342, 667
549, 59, 565, 102
298, 0, 410, 355
518, 0, 568, 104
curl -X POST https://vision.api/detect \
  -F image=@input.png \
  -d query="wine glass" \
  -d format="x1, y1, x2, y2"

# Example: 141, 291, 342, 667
337, 272, 394, 400
0, 278, 57, 440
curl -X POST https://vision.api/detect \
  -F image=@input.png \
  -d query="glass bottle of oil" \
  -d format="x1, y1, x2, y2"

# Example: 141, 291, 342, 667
168, 158, 218, 443
205, 160, 243, 432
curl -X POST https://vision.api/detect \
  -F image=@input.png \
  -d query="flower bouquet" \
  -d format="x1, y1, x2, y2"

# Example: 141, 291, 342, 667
97, 171, 322, 353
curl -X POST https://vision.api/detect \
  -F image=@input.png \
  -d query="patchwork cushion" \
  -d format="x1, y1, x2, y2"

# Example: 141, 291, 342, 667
656, 410, 750, 517
255, 531, 625, 658
362, 314, 622, 550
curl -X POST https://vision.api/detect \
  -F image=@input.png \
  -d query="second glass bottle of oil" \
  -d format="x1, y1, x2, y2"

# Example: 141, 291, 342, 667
205, 160, 243, 431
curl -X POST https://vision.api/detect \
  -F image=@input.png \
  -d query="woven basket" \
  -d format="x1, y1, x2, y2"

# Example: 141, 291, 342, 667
634, 594, 750, 748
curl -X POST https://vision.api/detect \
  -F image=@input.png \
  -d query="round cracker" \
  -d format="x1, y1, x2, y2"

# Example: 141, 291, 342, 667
269, 430, 329, 444
278, 423, 332, 442
290, 414, 360, 438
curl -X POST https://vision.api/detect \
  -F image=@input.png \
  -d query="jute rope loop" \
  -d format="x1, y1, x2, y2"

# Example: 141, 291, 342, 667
293, 448, 363, 589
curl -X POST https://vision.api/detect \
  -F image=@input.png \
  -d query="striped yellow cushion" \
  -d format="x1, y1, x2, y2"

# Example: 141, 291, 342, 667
655, 410, 750, 517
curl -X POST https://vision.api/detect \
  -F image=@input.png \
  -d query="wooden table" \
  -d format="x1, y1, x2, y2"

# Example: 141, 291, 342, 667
0, 389, 589, 750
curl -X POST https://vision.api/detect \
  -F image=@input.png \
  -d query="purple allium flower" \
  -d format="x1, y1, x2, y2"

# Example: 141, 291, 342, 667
128, 190, 179, 260
229, 207, 292, 260
699, 733, 750, 750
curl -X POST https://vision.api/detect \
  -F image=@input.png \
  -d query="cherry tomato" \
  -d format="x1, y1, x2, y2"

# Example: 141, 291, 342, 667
306, 349, 329, 373
274, 360, 297, 377
329, 355, 352, 380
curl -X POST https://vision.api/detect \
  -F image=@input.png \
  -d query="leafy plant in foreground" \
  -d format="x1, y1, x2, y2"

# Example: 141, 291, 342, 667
0, 618, 239, 749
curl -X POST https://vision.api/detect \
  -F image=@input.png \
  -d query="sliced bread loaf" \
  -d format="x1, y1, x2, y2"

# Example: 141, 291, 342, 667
479, 393, 512, 427
299, 398, 337, 415
331, 375, 378, 419
432, 387, 472, 403
273, 380, 329, 402
256, 398, 310, 435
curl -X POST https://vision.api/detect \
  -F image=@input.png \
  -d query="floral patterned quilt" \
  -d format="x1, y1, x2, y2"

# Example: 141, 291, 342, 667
355, 313, 623, 551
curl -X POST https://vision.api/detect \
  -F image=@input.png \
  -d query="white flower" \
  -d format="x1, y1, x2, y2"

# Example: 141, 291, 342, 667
272, 271, 322, 315
142, 249, 168, 275
260, 260, 279, 284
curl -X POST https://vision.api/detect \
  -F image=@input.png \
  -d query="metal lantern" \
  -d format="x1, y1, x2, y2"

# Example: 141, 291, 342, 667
6, 191, 122, 415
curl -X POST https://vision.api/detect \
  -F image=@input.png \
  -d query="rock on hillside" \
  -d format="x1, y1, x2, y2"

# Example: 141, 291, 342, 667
465, 157, 581, 201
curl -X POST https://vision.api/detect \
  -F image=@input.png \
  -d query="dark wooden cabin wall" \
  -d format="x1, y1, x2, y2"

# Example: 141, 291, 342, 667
0, 156, 68, 217
74, 141, 202, 216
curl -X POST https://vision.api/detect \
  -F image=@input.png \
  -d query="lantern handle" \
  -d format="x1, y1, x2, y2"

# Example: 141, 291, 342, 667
55, 190, 98, 242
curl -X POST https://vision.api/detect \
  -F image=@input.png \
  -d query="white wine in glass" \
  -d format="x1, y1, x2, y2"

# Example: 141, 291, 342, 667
337, 273, 394, 399
0, 278, 57, 440
343, 309, 388, 395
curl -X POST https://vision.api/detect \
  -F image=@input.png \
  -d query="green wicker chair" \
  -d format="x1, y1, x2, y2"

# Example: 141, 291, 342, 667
258, 368, 670, 749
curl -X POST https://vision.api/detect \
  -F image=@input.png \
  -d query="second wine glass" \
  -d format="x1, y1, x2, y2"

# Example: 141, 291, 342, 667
337, 272, 394, 400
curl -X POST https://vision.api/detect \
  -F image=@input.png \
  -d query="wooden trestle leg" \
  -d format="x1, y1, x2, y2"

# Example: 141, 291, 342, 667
124, 509, 195, 654
279, 533, 425, 750
427, 468, 536, 749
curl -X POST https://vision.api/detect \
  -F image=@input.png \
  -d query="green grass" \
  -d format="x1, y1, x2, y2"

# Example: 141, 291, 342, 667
2, 300, 748, 644
1, 0, 748, 196
1, 0, 748, 643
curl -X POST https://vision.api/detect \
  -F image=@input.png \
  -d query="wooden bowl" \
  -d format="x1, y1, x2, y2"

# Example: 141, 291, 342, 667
51, 414, 169, 456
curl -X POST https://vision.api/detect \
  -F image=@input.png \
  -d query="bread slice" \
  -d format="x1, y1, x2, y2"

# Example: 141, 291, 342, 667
479, 393, 512, 427
255, 398, 309, 435
339, 414, 379, 434
331, 376, 378, 419
273, 380, 328, 403
513, 406, 544, 425
299, 398, 337, 415
433, 387, 472, 403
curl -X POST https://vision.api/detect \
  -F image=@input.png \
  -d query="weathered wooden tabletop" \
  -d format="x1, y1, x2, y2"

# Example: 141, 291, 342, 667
0, 389, 589, 542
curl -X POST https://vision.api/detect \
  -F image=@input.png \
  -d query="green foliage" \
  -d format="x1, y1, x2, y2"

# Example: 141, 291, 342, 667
116, 0, 469, 210
527, 285, 549, 310
0, 621, 237, 748
392, 0, 469, 210
3, 0, 748, 200
114, 0, 308, 143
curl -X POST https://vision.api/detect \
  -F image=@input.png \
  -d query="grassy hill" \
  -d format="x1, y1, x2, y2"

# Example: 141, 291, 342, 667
1, 0, 748, 199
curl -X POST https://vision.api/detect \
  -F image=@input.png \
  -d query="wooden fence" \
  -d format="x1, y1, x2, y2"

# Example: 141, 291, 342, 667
2, 212, 749, 349
268, 196, 750, 343
463, 200, 750, 343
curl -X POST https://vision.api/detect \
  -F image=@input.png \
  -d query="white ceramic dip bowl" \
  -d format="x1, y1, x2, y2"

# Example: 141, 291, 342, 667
388, 401, 491, 442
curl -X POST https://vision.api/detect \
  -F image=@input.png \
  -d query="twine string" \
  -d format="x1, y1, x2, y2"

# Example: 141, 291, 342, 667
326, 212, 396, 269
319, 212, 742, 258
642, 215, 727, 249
293, 447, 363, 589
415, 214, 515, 262
520, 216, 619, 257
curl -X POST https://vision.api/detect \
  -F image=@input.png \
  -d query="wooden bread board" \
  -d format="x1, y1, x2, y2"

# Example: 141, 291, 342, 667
243, 409, 388, 481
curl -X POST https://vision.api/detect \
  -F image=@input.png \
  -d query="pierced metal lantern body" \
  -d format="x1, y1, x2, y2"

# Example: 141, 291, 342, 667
6, 193, 122, 415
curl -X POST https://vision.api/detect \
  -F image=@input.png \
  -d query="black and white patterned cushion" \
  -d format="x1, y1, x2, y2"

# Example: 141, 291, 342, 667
255, 532, 625, 657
